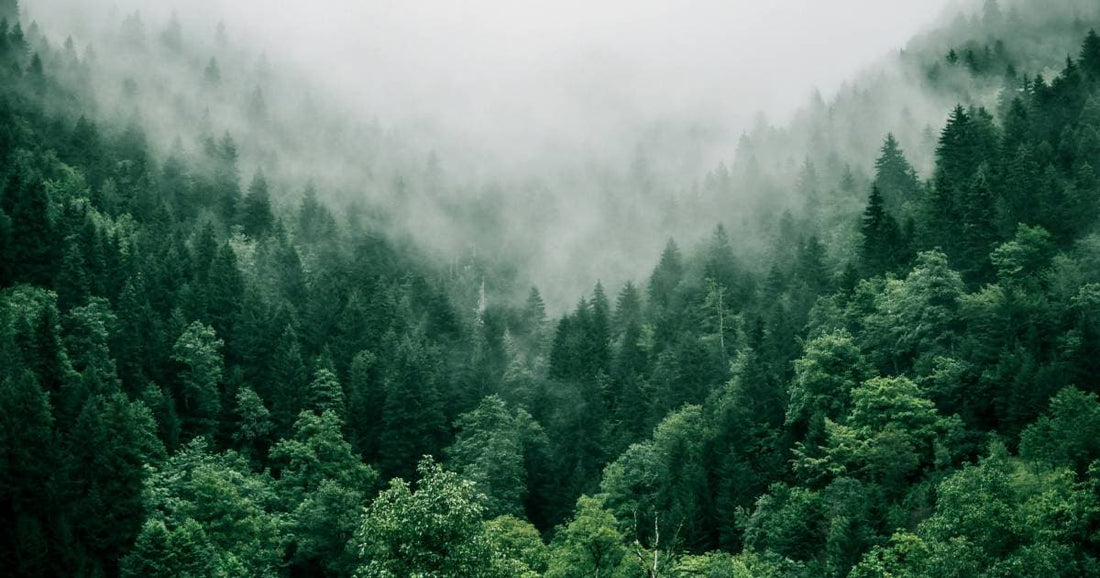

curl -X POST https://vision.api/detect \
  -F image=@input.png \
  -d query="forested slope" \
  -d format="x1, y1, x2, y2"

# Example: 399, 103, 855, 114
3, 0, 1100, 576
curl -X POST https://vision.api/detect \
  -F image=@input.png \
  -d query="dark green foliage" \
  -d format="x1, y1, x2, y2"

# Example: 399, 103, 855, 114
446, 395, 547, 519
269, 323, 307, 434
1, 9, 1100, 577
2, 172, 58, 286
378, 333, 447, 481
171, 321, 224, 440
0, 371, 65, 576
241, 170, 274, 238
70, 393, 165, 575
1083, 29, 1100, 78
858, 186, 906, 278
873, 134, 921, 215
1019, 387, 1100, 475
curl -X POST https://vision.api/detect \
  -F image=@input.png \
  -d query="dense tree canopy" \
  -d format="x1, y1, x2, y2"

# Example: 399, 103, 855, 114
2, 3, 1100, 577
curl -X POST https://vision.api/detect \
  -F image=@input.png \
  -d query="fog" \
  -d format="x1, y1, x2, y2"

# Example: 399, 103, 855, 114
29, 0, 957, 168
198, 0, 960, 171
28, 0, 1073, 310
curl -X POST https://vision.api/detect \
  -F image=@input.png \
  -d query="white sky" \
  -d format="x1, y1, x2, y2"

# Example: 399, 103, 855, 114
29, 0, 960, 167
207, 1, 957, 141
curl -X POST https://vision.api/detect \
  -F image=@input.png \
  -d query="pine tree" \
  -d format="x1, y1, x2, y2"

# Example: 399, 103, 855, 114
521, 286, 547, 340
589, 282, 612, 378
241, 171, 274, 238
3, 173, 58, 286
859, 186, 905, 278
795, 235, 831, 295
161, 12, 182, 53
379, 334, 446, 481
307, 367, 346, 419
232, 385, 273, 462
346, 349, 382, 458
959, 166, 999, 281
205, 133, 240, 227
55, 239, 89, 310
0, 370, 63, 576
70, 393, 165, 576
926, 106, 999, 253
873, 134, 921, 214
203, 57, 221, 87
171, 321, 224, 440
298, 183, 337, 243
1082, 29, 1100, 79
205, 243, 243, 340
648, 239, 683, 313
704, 224, 741, 301
271, 324, 308, 434
160, 140, 193, 219
26, 52, 44, 94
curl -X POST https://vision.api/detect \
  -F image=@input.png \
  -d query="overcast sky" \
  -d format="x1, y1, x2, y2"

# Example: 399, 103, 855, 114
204, 1, 958, 145
29, 0, 963, 167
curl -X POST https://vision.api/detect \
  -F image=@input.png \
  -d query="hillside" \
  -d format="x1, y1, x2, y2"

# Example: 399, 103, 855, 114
2, 0, 1100, 576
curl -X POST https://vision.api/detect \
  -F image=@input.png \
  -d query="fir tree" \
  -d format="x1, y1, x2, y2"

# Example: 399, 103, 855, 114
1082, 29, 1100, 79
241, 171, 274, 238
873, 134, 921, 214
859, 186, 905, 278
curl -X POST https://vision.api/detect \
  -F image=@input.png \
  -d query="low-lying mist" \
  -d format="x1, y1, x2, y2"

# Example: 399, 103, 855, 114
22, 0, 1097, 310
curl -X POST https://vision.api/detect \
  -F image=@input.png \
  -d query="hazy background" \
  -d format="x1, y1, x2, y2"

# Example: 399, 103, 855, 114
23, 0, 976, 310
205, 0, 959, 168
31, 0, 958, 169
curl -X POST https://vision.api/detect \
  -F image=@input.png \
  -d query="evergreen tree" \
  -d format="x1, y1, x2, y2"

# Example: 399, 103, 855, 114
446, 395, 547, 518
231, 385, 273, 462
379, 333, 447, 480
1082, 29, 1100, 79
873, 134, 921, 214
270, 324, 308, 434
171, 321, 224, 440
306, 367, 345, 418
3, 173, 57, 286
241, 170, 274, 238
298, 183, 337, 243
55, 239, 89, 311
70, 393, 165, 576
203, 57, 220, 87
959, 165, 999, 281
858, 186, 905, 277
0, 370, 65, 576
648, 239, 684, 313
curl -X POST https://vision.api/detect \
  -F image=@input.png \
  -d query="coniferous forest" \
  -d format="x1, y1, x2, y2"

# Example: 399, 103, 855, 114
4, 0, 1100, 576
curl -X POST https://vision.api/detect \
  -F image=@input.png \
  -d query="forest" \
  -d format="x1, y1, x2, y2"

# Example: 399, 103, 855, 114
3, 0, 1100, 576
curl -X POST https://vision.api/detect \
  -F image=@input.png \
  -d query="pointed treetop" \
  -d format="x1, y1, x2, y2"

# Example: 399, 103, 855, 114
1081, 29, 1100, 77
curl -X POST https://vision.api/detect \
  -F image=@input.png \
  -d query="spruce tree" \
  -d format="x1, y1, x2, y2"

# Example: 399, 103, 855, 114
171, 321, 224, 440
70, 393, 164, 576
379, 334, 446, 481
0, 370, 63, 576
241, 171, 274, 238
3, 173, 57, 286
1082, 29, 1100, 79
307, 367, 346, 419
859, 186, 905, 278
271, 324, 308, 434
959, 166, 999, 281
648, 238, 684, 313
873, 134, 921, 214
203, 57, 220, 87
